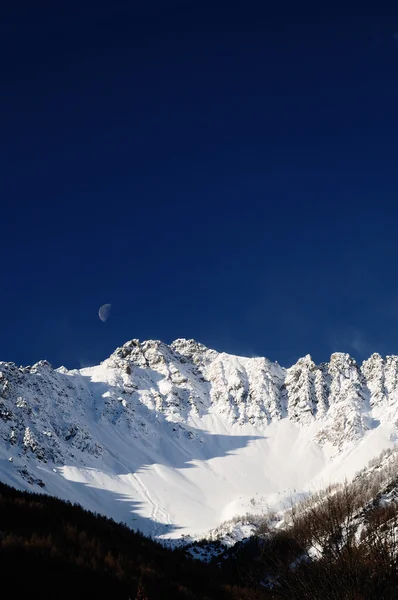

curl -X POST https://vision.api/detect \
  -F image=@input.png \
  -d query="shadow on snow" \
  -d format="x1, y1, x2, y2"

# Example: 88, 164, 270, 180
52, 374, 264, 540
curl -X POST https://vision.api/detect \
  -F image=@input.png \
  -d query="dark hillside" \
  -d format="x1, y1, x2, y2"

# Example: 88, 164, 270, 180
0, 482, 256, 600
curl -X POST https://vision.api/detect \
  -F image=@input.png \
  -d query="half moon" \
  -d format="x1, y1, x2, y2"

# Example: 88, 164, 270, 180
98, 303, 112, 322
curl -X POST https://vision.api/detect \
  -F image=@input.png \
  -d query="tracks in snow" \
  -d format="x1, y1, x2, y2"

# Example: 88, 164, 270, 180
130, 471, 172, 537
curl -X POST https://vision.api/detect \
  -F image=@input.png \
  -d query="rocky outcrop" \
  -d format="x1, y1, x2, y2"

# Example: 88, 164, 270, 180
1, 339, 398, 473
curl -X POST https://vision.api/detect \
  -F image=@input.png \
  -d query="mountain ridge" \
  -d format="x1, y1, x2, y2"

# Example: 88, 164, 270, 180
1, 338, 398, 541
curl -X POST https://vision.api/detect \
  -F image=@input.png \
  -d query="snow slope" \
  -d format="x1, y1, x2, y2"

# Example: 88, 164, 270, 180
1, 339, 398, 541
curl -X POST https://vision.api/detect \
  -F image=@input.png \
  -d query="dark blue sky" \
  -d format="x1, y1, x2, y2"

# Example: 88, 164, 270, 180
2, 1, 398, 368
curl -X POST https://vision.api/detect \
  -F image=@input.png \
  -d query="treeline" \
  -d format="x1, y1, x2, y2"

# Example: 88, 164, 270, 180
221, 452, 398, 599
3, 446, 398, 600
0, 482, 259, 600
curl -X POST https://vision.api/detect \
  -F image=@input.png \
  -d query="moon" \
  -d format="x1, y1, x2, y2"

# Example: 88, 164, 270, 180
98, 303, 112, 322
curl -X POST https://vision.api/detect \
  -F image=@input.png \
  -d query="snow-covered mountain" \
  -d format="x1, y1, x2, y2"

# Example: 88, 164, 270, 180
1, 338, 398, 541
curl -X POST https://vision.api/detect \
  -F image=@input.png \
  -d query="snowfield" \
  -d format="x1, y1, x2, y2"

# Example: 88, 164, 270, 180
0, 338, 397, 542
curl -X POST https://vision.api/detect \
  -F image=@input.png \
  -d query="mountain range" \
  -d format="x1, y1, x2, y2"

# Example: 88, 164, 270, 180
1, 338, 398, 542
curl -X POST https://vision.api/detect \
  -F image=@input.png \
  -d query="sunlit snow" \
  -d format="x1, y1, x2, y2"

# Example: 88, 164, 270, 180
0, 340, 397, 542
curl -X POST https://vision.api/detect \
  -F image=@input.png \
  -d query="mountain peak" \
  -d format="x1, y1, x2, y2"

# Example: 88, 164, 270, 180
293, 354, 315, 367
2, 340, 398, 542
170, 338, 211, 357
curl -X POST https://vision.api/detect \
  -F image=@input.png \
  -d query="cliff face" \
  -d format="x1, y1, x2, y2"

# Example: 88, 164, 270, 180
1, 339, 397, 540
2, 339, 398, 466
